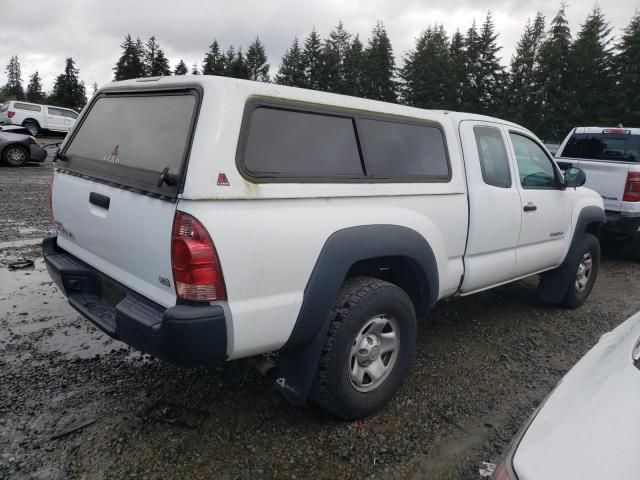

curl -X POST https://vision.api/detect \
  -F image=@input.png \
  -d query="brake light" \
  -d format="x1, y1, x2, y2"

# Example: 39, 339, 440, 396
7, 111, 15, 118
623, 172, 640, 202
171, 211, 226, 302
603, 128, 630, 135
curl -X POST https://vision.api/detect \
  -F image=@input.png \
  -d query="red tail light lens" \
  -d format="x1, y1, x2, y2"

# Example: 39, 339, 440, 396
171, 211, 226, 302
7, 111, 15, 118
623, 172, 640, 202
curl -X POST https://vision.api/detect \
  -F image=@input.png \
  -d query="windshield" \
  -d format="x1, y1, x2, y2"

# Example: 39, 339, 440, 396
63, 91, 198, 197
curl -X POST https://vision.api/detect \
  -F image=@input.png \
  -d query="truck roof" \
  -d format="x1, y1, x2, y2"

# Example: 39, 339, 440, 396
103, 75, 530, 134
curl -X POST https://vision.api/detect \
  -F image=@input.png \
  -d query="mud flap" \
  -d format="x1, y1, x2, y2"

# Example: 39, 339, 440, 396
272, 312, 335, 405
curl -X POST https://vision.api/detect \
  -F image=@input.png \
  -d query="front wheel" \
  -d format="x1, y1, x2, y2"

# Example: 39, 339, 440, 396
561, 233, 600, 308
310, 276, 417, 420
2, 145, 29, 167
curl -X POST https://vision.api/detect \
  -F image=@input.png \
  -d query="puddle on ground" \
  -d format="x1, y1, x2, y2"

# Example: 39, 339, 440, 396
0, 257, 126, 361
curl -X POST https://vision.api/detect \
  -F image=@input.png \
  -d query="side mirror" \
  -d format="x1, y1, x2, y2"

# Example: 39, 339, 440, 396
564, 166, 586, 188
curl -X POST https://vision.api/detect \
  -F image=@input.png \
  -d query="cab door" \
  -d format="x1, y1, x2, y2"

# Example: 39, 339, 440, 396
45, 107, 66, 131
459, 121, 522, 293
507, 130, 572, 276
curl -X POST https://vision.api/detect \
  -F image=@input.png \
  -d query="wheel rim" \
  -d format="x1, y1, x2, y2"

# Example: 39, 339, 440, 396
348, 314, 400, 392
575, 252, 593, 292
26, 124, 37, 135
6, 147, 26, 165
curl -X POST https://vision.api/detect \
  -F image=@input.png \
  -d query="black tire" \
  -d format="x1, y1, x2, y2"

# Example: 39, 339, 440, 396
23, 121, 40, 136
2, 145, 29, 167
310, 276, 417, 420
560, 233, 600, 308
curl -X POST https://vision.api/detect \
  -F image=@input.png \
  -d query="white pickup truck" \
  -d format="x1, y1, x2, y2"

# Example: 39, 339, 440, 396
556, 127, 640, 258
0, 100, 79, 136
44, 76, 605, 419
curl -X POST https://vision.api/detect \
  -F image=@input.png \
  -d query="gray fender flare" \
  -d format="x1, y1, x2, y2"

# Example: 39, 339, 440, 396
274, 224, 439, 405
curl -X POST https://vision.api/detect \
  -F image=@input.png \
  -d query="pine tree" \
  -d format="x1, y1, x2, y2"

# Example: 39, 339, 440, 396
302, 28, 324, 90
506, 13, 546, 127
174, 60, 188, 75
536, 4, 573, 140
474, 13, 506, 114
614, 11, 640, 125
246, 37, 270, 82
26, 71, 46, 103
145, 36, 171, 76
225, 48, 249, 79
221, 46, 236, 75
49, 58, 87, 109
202, 40, 224, 76
322, 22, 352, 93
275, 38, 307, 87
362, 22, 397, 102
2, 55, 25, 100
569, 5, 615, 125
113, 34, 146, 80
343, 35, 365, 97
191, 63, 199, 75
462, 20, 481, 112
449, 29, 466, 110
92, 82, 99, 96
401, 25, 451, 108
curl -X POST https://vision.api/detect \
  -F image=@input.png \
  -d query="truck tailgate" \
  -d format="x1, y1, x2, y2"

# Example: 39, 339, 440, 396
53, 171, 177, 307
579, 159, 629, 211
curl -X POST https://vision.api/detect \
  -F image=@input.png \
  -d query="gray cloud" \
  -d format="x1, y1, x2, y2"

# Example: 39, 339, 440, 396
0, 0, 636, 93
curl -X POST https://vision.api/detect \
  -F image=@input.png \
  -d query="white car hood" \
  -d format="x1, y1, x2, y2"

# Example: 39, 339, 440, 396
513, 311, 640, 480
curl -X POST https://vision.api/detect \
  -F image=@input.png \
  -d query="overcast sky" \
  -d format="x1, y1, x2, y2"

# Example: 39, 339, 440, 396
1, 0, 637, 94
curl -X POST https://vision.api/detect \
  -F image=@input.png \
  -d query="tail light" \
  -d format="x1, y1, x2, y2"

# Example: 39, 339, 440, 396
7, 111, 15, 118
623, 172, 640, 202
171, 211, 226, 302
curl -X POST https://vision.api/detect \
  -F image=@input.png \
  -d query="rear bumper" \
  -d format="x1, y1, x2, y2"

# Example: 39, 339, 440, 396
29, 144, 47, 162
42, 236, 227, 366
604, 211, 640, 238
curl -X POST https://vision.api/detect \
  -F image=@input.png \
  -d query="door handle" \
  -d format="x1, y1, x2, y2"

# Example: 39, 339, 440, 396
89, 192, 110, 210
523, 203, 537, 212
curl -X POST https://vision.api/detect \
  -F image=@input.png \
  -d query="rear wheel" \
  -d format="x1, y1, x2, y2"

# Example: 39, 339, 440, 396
2, 145, 29, 167
24, 121, 40, 136
561, 233, 600, 308
310, 276, 417, 420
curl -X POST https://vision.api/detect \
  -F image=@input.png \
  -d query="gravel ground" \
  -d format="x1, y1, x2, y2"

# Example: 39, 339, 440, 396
1, 152, 639, 479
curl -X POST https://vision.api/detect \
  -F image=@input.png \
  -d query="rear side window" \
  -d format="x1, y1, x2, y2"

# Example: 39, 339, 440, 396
63, 91, 198, 197
48, 107, 64, 116
358, 119, 449, 178
473, 126, 511, 188
243, 107, 363, 178
14, 102, 41, 112
561, 133, 640, 162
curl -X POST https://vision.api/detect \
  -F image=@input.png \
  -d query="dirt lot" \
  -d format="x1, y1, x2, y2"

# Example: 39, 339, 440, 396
1, 151, 639, 479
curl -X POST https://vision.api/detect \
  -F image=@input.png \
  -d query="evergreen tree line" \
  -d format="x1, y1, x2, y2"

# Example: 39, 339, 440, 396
3, 5, 639, 140
1, 56, 87, 110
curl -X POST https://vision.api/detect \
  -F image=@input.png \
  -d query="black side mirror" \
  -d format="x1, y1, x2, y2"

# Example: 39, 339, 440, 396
564, 166, 586, 188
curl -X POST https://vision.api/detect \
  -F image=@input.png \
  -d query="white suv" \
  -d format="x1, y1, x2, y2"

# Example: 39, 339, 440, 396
0, 100, 79, 135
44, 76, 605, 419
556, 127, 640, 258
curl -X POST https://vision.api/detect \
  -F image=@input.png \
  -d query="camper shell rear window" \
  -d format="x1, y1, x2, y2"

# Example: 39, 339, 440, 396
61, 87, 200, 198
